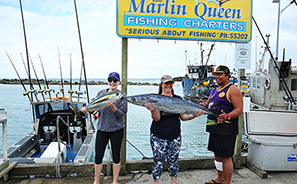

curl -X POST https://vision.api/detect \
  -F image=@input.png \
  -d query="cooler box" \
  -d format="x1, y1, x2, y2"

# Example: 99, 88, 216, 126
245, 110, 297, 171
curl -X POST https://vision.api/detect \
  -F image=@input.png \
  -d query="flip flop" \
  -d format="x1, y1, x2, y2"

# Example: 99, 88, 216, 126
205, 179, 223, 184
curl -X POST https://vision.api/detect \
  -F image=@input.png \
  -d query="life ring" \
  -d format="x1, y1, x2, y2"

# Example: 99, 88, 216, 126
264, 78, 271, 90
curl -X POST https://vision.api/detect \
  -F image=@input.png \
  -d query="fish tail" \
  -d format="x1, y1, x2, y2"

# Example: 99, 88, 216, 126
214, 106, 224, 126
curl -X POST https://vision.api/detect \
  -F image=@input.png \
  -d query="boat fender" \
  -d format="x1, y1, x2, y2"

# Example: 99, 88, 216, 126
264, 78, 271, 90
214, 160, 223, 171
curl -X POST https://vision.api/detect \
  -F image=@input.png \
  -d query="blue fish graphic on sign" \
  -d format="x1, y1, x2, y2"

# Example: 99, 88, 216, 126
195, 0, 231, 8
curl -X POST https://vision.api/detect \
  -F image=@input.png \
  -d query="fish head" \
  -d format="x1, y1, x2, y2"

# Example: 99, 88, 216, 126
86, 91, 123, 111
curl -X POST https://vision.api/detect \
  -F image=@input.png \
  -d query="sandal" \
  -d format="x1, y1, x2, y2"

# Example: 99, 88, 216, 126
205, 179, 223, 184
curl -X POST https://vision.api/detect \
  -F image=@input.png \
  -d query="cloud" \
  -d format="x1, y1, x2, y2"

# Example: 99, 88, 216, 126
1, 0, 297, 80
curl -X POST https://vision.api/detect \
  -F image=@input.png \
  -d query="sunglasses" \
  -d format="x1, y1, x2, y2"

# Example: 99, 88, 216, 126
108, 78, 118, 83
163, 82, 174, 86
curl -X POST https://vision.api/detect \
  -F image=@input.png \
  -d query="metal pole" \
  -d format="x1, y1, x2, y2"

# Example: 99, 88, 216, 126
234, 69, 245, 169
275, 0, 281, 60
185, 49, 188, 75
0, 109, 7, 161
120, 38, 128, 175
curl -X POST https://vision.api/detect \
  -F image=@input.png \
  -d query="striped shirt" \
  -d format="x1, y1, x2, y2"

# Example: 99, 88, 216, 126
95, 89, 127, 132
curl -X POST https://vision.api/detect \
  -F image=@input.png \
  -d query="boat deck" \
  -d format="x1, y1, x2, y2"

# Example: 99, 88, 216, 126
3, 166, 297, 184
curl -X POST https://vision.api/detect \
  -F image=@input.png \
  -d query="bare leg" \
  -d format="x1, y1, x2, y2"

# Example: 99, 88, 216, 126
205, 156, 224, 183
94, 163, 102, 184
171, 176, 177, 184
154, 179, 159, 184
112, 162, 121, 184
222, 157, 233, 184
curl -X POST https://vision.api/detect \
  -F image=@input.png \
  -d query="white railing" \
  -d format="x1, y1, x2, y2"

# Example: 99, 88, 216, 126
0, 109, 7, 161
55, 115, 72, 178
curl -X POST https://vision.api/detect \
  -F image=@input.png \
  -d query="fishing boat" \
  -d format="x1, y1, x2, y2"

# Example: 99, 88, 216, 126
247, 34, 297, 110
0, 0, 95, 166
243, 17, 297, 174
182, 43, 217, 101
0, 92, 95, 164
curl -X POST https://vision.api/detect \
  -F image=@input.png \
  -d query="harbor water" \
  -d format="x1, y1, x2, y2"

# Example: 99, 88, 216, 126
0, 79, 244, 161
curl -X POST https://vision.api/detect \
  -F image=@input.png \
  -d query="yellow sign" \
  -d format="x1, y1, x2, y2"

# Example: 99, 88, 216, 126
241, 84, 248, 93
116, 0, 252, 42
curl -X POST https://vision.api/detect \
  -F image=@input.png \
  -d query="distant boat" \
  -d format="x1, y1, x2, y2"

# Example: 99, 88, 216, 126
182, 43, 217, 101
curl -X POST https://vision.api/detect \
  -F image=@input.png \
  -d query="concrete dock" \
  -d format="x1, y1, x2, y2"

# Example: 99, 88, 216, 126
2, 166, 297, 184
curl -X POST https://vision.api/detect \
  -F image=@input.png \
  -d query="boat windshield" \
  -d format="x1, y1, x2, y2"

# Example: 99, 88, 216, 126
37, 102, 80, 117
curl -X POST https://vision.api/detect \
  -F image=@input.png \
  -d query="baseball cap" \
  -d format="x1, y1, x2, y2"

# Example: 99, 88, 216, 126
108, 72, 120, 81
212, 65, 230, 74
161, 75, 174, 83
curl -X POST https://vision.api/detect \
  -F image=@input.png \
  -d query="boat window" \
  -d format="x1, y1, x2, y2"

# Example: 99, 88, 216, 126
253, 77, 256, 88
38, 103, 64, 116
291, 79, 297, 91
257, 78, 260, 89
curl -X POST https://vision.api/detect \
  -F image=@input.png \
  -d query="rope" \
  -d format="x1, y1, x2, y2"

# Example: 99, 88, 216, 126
233, 142, 251, 166
126, 139, 152, 159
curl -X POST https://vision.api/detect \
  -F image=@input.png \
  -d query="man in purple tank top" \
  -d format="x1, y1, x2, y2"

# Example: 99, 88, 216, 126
200, 65, 243, 184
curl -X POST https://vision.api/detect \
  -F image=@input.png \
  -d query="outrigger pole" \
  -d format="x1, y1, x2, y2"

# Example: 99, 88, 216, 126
252, 17, 296, 105
201, 43, 215, 81
73, 0, 90, 103
19, 0, 38, 102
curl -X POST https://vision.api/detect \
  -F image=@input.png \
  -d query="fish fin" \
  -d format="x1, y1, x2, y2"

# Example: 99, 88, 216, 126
118, 92, 125, 99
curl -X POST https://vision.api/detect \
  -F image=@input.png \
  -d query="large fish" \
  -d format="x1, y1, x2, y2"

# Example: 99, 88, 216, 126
123, 93, 219, 118
85, 91, 124, 112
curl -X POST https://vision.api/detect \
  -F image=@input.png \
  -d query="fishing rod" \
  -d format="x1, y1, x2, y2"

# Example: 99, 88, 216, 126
20, 53, 29, 76
74, 0, 90, 103
252, 17, 295, 105
68, 53, 74, 101
76, 63, 84, 102
57, 46, 65, 101
39, 54, 52, 100
6, 52, 32, 103
29, 54, 45, 101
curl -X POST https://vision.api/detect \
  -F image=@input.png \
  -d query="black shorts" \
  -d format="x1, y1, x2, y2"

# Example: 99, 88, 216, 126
207, 133, 237, 158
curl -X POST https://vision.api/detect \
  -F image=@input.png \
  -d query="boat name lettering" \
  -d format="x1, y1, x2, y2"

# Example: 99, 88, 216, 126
127, 0, 242, 21
128, 0, 188, 16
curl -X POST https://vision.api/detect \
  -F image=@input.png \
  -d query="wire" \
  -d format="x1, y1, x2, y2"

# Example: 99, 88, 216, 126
126, 139, 151, 159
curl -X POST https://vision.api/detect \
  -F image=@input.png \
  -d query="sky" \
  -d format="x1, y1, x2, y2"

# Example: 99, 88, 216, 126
0, 0, 297, 80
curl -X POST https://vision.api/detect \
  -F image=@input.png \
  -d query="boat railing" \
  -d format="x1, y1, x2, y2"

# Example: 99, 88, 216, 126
55, 115, 72, 178
0, 109, 7, 161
